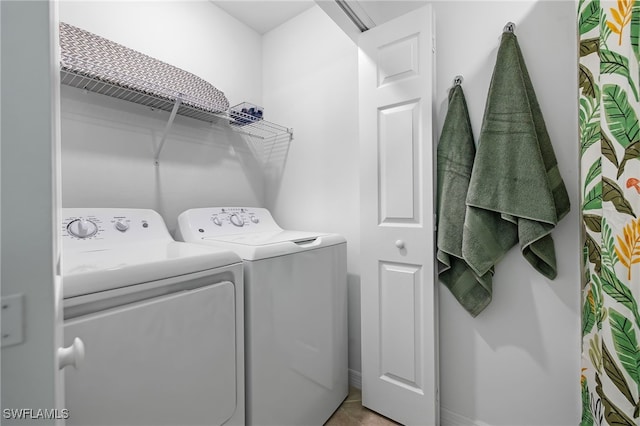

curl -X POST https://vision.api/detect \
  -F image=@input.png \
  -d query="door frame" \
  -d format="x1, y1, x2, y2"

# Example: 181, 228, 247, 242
1, 0, 63, 422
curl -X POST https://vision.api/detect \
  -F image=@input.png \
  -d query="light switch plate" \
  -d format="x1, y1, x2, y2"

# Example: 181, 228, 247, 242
1, 294, 24, 347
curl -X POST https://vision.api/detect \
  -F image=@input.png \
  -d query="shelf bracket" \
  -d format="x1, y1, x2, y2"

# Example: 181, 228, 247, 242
154, 97, 182, 165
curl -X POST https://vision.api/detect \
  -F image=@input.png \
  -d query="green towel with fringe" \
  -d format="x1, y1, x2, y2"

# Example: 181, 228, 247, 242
462, 32, 570, 282
437, 85, 493, 317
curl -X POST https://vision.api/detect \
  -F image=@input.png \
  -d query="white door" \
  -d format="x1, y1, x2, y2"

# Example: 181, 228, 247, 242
359, 5, 438, 425
1, 0, 66, 422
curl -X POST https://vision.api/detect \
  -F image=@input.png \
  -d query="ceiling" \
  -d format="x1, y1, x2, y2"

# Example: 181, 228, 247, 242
354, 1, 427, 27
212, 1, 316, 34
211, 0, 427, 35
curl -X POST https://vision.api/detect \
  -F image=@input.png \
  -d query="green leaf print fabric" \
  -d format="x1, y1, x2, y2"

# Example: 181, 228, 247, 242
579, 1, 640, 424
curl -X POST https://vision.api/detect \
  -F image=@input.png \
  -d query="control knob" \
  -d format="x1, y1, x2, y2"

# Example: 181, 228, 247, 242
114, 220, 129, 232
67, 218, 98, 239
212, 216, 222, 226
229, 213, 244, 227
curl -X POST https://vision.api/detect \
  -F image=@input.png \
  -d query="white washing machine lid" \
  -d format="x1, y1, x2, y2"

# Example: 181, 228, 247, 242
63, 241, 241, 298
199, 231, 346, 260
176, 207, 346, 260
205, 230, 324, 245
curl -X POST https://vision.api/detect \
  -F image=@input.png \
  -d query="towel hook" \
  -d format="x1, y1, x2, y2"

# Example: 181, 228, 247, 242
453, 75, 464, 86
503, 22, 516, 33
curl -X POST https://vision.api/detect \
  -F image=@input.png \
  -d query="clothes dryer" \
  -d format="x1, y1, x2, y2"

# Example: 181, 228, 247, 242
61, 208, 244, 426
176, 207, 348, 426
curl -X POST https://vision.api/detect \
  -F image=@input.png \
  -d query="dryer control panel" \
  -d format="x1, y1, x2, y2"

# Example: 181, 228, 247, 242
176, 207, 282, 239
62, 208, 171, 247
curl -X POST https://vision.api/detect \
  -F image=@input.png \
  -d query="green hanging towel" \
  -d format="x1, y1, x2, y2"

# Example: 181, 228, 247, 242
437, 85, 493, 317
462, 31, 570, 282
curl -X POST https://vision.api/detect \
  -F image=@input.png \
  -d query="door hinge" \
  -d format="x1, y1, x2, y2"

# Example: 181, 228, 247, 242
1, 294, 24, 348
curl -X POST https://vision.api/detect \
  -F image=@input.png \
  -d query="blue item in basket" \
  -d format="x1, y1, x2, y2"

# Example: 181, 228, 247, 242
231, 103, 263, 126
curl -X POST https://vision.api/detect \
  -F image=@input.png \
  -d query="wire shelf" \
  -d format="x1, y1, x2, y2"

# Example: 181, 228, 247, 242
60, 68, 293, 143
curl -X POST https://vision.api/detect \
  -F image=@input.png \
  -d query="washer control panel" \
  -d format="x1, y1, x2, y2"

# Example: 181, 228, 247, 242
209, 208, 264, 229
177, 207, 281, 239
62, 208, 170, 246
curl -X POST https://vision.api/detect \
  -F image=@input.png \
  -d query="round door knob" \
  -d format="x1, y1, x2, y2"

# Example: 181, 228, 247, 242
58, 337, 85, 370
114, 220, 129, 232
229, 213, 244, 227
395, 240, 405, 249
67, 219, 98, 239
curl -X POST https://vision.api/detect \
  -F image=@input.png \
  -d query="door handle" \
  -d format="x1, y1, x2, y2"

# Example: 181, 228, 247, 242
58, 337, 85, 370
395, 240, 405, 249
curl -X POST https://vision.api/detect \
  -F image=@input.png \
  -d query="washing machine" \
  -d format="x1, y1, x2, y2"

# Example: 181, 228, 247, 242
61, 208, 244, 426
175, 207, 348, 426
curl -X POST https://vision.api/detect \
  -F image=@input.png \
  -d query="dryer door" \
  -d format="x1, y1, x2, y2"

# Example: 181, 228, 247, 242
64, 280, 236, 426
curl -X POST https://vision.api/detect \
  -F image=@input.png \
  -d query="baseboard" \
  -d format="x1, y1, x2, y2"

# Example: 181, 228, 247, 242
441, 407, 487, 426
348, 369, 362, 389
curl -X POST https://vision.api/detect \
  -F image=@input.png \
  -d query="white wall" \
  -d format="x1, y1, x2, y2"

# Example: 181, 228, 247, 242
262, 6, 361, 373
58, 1, 265, 230
432, 2, 580, 425
265, 1, 580, 425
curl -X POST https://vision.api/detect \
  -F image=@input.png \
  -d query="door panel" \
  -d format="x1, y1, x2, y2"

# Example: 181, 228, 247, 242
379, 100, 421, 224
359, 5, 438, 425
380, 261, 423, 389
377, 34, 420, 86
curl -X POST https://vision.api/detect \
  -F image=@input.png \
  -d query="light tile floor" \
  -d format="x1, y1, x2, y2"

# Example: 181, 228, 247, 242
324, 387, 400, 426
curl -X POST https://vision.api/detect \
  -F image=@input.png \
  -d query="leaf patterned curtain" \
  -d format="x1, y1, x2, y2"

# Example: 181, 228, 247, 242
579, 1, 640, 424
